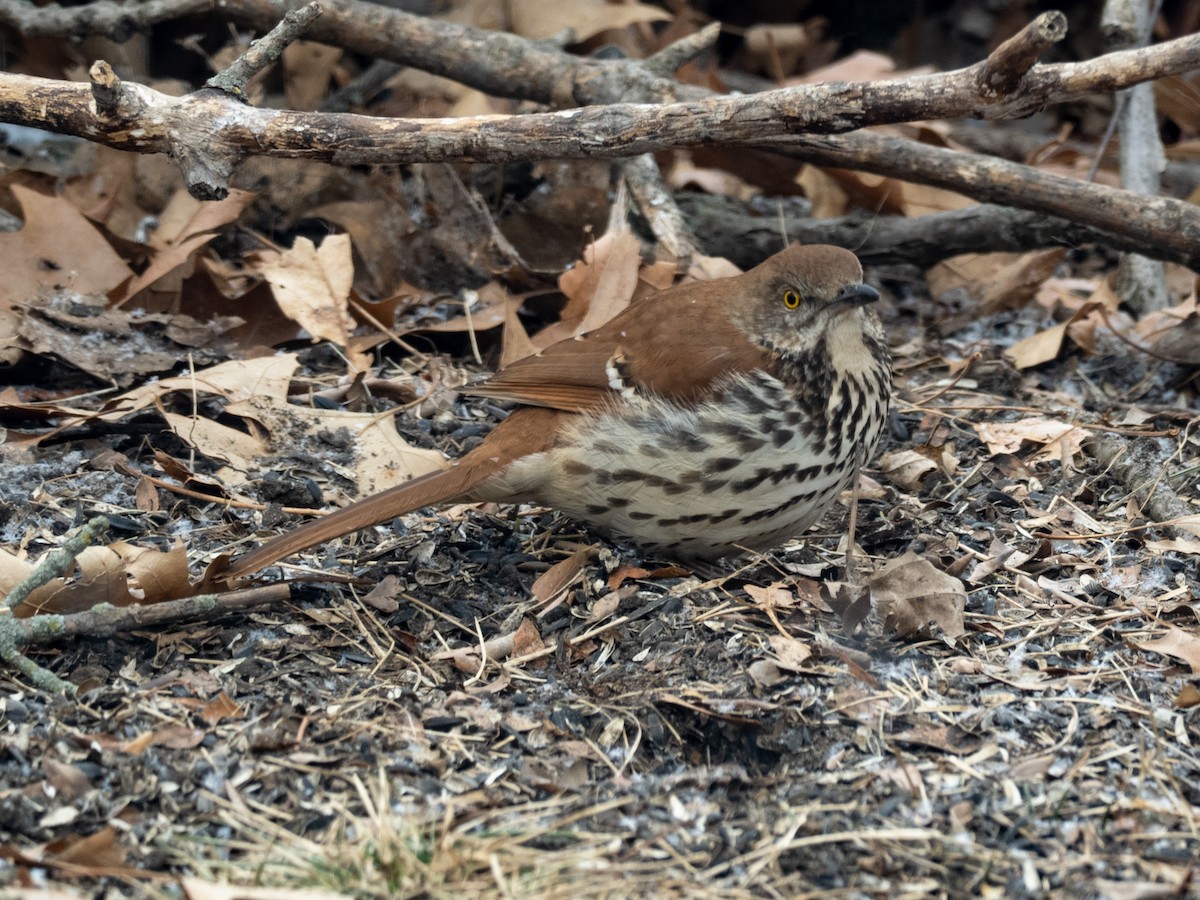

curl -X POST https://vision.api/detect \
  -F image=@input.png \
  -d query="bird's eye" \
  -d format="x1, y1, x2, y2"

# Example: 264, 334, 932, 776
782, 289, 801, 309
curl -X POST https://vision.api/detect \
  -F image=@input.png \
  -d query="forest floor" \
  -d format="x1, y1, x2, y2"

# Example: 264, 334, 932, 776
1, 1, 1199, 898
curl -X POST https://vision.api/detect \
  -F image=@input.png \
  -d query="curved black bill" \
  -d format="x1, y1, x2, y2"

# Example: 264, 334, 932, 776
832, 283, 880, 309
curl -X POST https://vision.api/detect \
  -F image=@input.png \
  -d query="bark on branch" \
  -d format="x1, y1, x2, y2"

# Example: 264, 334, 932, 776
0, 0, 1197, 268
0, 0, 213, 41
759, 131, 1200, 270
0, 26, 1196, 206
675, 195, 1195, 271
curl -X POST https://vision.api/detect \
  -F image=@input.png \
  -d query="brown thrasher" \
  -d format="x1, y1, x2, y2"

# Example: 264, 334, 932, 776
218, 244, 891, 580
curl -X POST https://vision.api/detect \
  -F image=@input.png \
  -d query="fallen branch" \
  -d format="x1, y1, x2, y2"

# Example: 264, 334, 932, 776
0, 10, 1196, 203
0, 517, 111, 694
759, 131, 1200, 270
0, 0, 212, 40
674, 196, 1195, 270
14, 583, 293, 646
0, 514, 294, 693
1089, 433, 1200, 541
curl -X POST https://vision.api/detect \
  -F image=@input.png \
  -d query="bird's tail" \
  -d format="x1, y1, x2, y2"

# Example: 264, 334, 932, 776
216, 462, 486, 582
214, 407, 561, 582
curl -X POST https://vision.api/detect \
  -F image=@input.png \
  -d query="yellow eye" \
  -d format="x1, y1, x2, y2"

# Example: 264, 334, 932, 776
782, 289, 801, 309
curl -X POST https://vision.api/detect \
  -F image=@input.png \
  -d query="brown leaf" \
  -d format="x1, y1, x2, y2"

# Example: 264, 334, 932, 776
283, 40, 342, 111
110, 189, 256, 305
744, 582, 799, 610
1175, 683, 1200, 709
504, 0, 670, 41
44, 826, 126, 869
876, 449, 939, 490
531, 547, 590, 605
199, 692, 244, 726
869, 552, 966, 640
1131, 626, 1200, 674
41, 758, 92, 801
767, 634, 813, 672
545, 227, 642, 347
973, 417, 1089, 467
361, 575, 403, 613
928, 249, 1065, 316
0, 185, 132, 310
251, 235, 360, 365
892, 724, 981, 756
223, 394, 446, 491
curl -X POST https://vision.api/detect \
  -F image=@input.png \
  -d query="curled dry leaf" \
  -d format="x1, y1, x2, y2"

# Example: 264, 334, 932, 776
876, 448, 939, 490
530, 547, 590, 606
1, 541, 192, 617
868, 551, 966, 640
973, 417, 1088, 467
1131, 626, 1200, 674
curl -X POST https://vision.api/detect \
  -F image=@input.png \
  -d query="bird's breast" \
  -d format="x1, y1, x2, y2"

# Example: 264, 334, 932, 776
492, 368, 889, 559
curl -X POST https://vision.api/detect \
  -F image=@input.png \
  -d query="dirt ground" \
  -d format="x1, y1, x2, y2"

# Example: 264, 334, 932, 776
2, 244, 1198, 897
0, 0, 1199, 896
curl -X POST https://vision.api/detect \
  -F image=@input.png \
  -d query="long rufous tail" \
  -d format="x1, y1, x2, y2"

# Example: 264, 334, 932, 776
217, 463, 483, 581
215, 406, 563, 582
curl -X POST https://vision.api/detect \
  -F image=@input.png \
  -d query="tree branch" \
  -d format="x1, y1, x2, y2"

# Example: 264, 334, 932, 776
675, 195, 1194, 270
1, 0, 1197, 269
759, 131, 1200, 270
0, 0, 212, 41
0, 26, 1195, 197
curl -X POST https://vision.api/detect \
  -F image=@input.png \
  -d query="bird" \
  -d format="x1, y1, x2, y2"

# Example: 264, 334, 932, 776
216, 243, 891, 581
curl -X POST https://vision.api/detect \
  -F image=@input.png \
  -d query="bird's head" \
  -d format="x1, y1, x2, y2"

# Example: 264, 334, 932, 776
733, 244, 882, 357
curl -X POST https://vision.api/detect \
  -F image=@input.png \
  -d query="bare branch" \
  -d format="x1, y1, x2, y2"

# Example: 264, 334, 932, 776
0, 0, 213, 41
0, 29, 1196, 180
977, 11, 1068, 95
15, 584, 293, 647
757, 131, 1200, 270
206, 1, 322, 97
644, 21, 722, 78
675, 195, 1195, 271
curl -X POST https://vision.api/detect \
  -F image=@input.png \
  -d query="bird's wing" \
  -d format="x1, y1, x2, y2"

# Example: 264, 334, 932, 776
466, 284, 774, 413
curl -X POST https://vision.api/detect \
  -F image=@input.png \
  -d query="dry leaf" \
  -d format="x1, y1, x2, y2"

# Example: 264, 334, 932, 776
869, 552, 966, 640
199, 692, 244, 726
876, 449, 939, 490
1004, 302, 1101, 369
496, 0, 670, 41
252, 234, 359, 360
361, 575, 403, 613
768, 634, 813, 671
929, 249, 1064, 314
530, 548, 589, 605
0, 185, 132, 309
180, 878, 353, 900
110, 189, 256, 304
1131, 626, 1200, 674
283, 40, 342, 110
225, 394, 447, 493
973, 417, 1089, 466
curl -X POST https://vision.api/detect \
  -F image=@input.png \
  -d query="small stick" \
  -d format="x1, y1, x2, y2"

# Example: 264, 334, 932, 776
978, 11, 1069, 95
206, 1, 322, 98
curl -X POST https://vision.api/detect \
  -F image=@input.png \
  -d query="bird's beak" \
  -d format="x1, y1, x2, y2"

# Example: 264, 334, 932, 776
829, 283, 880, 313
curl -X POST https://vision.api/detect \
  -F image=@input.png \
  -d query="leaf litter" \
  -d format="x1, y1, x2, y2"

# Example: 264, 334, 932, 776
1, 4, 1199, 899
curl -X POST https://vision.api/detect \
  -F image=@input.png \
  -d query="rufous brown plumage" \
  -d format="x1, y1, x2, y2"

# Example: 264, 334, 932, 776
218, 244, 891, 581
